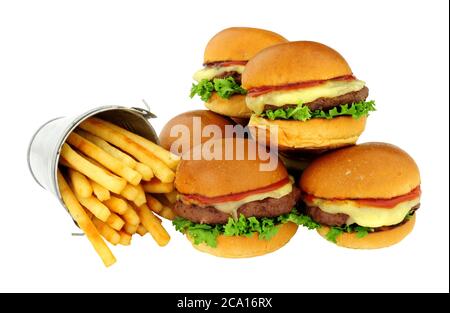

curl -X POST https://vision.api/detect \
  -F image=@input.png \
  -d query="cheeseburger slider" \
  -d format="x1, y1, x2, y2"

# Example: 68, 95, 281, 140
243, 41, 375, 150
172, 138, 315, 258
190, 27, 287, 118
299, 143, 421, 249
159, 110, 235, 155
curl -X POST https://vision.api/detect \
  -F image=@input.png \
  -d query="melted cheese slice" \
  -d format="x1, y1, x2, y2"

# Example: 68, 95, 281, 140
246, 79, 366, 114
306, 197, 420, 228
193, 65, 246, 82
182, 178, 293, 219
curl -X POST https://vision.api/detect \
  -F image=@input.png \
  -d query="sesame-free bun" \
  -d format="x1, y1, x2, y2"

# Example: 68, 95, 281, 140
205, 93, 252, 118
300, 142, 421, 199
248, 115, 366, 150
188, 222, 298, 258
159, 110, 234, 155
242, 41, 353, 90
204, 27, 287, 63
317, 215, 416, 249
175, 138, 288, 198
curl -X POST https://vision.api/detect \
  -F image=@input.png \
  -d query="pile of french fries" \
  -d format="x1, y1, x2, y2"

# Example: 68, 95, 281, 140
57, 117, 180, 267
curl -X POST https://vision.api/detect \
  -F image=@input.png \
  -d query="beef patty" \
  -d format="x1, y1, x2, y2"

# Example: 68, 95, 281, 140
174, 186, 301, 224
213, 71, 242, 84
305, 203, 421, 229
264, 86, 369, 112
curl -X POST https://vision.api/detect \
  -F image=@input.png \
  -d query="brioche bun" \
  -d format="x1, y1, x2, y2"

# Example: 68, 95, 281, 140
248, 115, 366, 150
242, 41, 352, 89
317, 215, 416, 249
188, 222, 298, 258
159, 110, 234, 155
205, 93, 252, 118
300, 142, 421, 199
204, 27, 287, 63
175, 137, 287, 198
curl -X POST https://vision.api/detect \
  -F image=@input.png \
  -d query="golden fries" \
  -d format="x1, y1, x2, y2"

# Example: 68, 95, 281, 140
106, 212, 125, 231
124, 223, 138, 235
77, 195, 111, 222
92, 217, 121, 245
133, 184, 147, 206
135, 204, 170, 247
67, 132, 142, 185
142, 178, 174, 193
118, 231, 132, 246
58, 118, 178, 266
146, 194, 163, 213
79, 119, 175, 183
76, 129, 138, 169
57, 171, 116, 267
89, 118, 180, 170
164, 191, 178, 204
68, 168, 92, 198
136, 225, 147, 236
120, 183, 139, 201
90, 179, 110, 201
103, 196, 128, 214
135, 162, 154, 181
61, 143, 126, 194
121, 205, 140, 226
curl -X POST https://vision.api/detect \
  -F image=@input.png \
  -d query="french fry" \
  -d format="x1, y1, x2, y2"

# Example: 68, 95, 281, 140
92, 216, 121, 245
77, 195, 111, 222
135, 162, 154, 181
147, 194, 163, 213
67, 132, 142, 185
135, 203, 170, 246
103, 196, 128, 214
106, 212, 125, 231
133, 184, 147, 206
159, 207, 177, 220
61, 143, 126, 194
76, 129, 138, 169
90, 179, 110, 201
136, 225, 147, 236
142, 179, 174, 193
59, 157, 73, 169
88, 118, 180, 170
121, 205, 140, 226
120, 183, 139, 201
57, 171, 116, 267
124, 223, 138, 235
118, 231, 132, 246
79, 119, 175, 183
68, 168, 92, 198
164, 191, 178, 204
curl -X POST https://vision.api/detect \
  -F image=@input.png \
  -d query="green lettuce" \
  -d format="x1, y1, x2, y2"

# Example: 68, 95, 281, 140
190, 77, 246, 101
325, 210, 416, 243
261, 100, 376, 121
172, 208, 319, 248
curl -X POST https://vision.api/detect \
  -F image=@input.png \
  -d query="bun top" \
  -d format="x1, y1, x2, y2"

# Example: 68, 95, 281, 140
242, 41, 352, 89
204, 27, 287, 63
175, 138, 288, 197
159, 110, 234, 155
300, 142, 421, 199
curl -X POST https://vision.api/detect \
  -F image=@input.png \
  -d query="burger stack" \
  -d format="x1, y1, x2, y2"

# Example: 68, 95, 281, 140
165, 27, 421, 257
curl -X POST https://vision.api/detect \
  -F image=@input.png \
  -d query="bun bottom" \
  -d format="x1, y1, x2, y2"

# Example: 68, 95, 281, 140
317, 215, 416, 249
248, 115, 367, 150
187, 222, 298, 258
205, 93, 252, 118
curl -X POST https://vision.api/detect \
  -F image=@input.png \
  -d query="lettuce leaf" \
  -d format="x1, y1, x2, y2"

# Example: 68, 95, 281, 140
261, 100, 376, 121
172, 208, 317, 248
190, 77, 246, 101
326, 224, 375, 243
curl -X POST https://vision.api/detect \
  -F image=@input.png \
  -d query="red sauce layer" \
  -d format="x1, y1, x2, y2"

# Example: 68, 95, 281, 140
303, 186, 421, 209
182, 177, 290, 205
248, 75, 356, 97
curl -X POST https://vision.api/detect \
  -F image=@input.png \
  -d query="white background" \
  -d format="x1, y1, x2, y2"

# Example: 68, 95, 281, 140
0, 0, 448, 293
